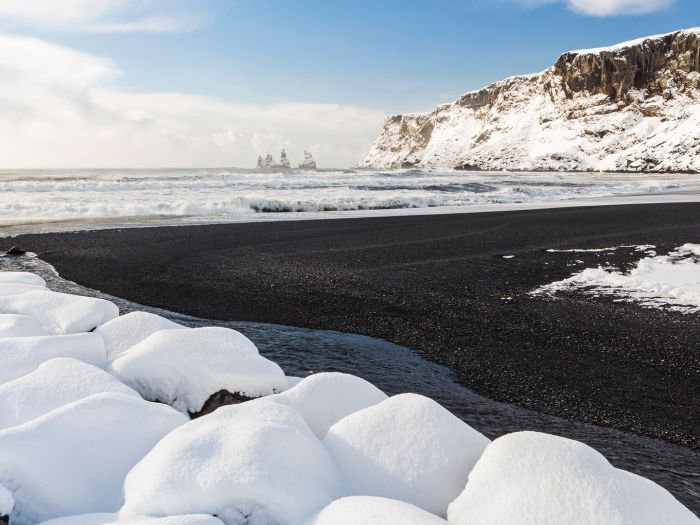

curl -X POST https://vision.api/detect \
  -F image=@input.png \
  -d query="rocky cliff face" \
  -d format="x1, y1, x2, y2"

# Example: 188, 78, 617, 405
360, 29, 700, 172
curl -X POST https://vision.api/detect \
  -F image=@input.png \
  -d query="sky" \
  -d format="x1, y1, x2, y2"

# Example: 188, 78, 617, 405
0, 0, 697, 168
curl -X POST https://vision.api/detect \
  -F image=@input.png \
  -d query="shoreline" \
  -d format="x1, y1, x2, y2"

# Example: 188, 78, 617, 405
5, 202, 700, 450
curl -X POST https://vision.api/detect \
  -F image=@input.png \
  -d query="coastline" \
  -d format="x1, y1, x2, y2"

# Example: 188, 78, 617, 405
6, 202, 700, 450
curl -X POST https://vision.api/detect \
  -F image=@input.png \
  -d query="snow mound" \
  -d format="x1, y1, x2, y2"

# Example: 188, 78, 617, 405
96, 312, 186, 361
324, 393, 490, 516
447, 431, 698, 525
121, 400, 343, 524
270, 372, 387, 438
0, 333, 106, 385
0, 358, 139, 430
0, 314, 49, 338
0, 393, 187, 525
534, 243, 700, 313
0, 290, 119, 334
307, 496, 449, 524
0, 283, 47, 297
39, 513, 224, 525
0, 272, 46, 287
110, 327, 286, 414
0, 484, 13, 517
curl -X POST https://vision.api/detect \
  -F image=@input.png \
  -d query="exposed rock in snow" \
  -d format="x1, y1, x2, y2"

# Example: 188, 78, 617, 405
0, 290, 118, 334
307, 496, 449, 525
0, 358, 139, 430
0, 393, 187, 525
39, 513, 224, 525
121, 401, 343, 524
447, 431, 698, 525
360, 28, 700, 173
95, 312, 185, 361
299, 150, 317, 170
269, 372, 387, 438
324, 393, 490, 517
0, 272, 46, 287
110, 327, 286, 415
0, 333, 106, 385
0, 314, 49, 338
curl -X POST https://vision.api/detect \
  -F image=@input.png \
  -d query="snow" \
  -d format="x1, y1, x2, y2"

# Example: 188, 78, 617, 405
324, 393, 490, 516
0, 484, 13, 516
0, 272, 46, 287
0, 290, 119, 334
0, 358, 139, 430
95, 311, 185, 361
0, 333, 107, 385
39, 513, 224, 525
0, 393, 186, 525
121, 400, 343, 524
545, 244, 655, 253
307, 496, 449, 524
569, 28, 700, 55
0, 283, 47, 297
534, 243, 700, 312
110, 327, 286, 414
0, 314, 49, 338
269, 372, 388, 438
447, 431, 698, 525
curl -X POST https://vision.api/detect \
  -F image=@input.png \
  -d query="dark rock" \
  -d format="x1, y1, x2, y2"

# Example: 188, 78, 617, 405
0, 515, 8, 525
189, 390, 256, 419
5, 246, 26, 256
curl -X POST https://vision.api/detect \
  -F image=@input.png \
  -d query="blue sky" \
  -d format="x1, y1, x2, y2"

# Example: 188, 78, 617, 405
0, 0, 697, 167
40, 0, 700, 113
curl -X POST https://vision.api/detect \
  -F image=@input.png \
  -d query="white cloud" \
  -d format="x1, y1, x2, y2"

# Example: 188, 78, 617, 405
504, 0, 674, 15
0, 0, 205, 33
567, 0, 674, 16
0, 34, 385, 168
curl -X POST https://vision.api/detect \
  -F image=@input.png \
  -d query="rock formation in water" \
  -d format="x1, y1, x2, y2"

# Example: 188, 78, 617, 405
279, 148, 291, 169
299, 150, 317, 169
360, 28, 700, 173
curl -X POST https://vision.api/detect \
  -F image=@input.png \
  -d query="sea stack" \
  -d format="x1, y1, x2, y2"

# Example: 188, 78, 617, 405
299, 150, 317, 170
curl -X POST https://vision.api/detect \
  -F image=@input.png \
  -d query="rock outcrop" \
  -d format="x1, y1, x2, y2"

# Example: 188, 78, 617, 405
360, 28, 700, 173
299, 150, 317, 169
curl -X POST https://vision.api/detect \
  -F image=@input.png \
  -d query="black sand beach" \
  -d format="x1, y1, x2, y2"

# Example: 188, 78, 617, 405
8, 203, 700, 449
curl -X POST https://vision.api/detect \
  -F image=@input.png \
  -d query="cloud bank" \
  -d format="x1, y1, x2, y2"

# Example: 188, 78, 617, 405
0, 34, 384, 168
508, 0, 675, 16
0, 0, 205, 33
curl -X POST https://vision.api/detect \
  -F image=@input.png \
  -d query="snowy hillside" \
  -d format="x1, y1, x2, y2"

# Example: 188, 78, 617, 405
360, 28, 700, 173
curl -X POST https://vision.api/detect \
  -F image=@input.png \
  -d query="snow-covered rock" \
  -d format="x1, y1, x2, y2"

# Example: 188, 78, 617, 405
298, 150, 317, 170
269, 372, 387, 438
324, 393, 490, 516
39, 513, 224, 525
0, 393, 186, 525
0, 283, 46, 297
0, 358, 139, 430
447, 431, 698, 525
307, 496, 448, 525
0, 272, 46, 287
121, 401, 343, 525
0, 484, 13, 518
0, 290, 118, 334
0, 333, 106, 384
110, 327, 286, 415
0, 314, 49, 338
95, 312, 185, 361
361, 28, 700, 173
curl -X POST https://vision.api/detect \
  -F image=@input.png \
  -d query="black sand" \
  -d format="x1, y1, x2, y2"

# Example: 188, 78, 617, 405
8, 203, 700, 449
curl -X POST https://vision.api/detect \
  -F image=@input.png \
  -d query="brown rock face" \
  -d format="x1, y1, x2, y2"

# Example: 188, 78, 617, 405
555, 30, 700, 100
189, 390, 255, 419
0, 515, 8, 525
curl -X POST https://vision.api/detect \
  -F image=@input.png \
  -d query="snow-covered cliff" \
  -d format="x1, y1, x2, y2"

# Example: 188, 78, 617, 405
360, 29, 700, 172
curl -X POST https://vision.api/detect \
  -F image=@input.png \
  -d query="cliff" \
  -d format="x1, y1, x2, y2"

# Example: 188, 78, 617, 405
360, 28, 700, 172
